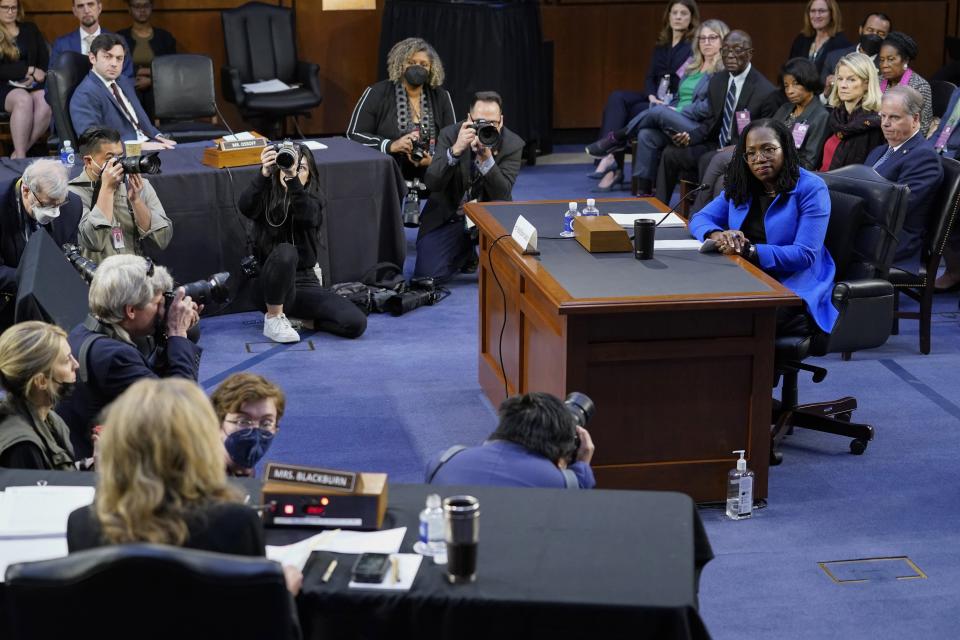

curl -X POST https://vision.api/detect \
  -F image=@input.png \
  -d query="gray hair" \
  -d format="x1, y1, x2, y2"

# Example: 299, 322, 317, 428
89, 255, 173, 324
883, 84, 923, 118
385, 37, 445, 88
22, 159, 69, 202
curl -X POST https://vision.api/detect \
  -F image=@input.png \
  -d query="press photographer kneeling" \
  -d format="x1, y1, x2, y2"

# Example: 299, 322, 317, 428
56, 254, 201, 458
239, 143, 367, 344
426, 391, 597, 489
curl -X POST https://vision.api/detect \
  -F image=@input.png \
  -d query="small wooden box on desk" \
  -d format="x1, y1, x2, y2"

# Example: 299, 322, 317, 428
202, 132, 270, 168
573, 215, 632, 252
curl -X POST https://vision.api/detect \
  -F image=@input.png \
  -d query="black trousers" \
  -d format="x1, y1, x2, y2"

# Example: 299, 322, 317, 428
656, 143, 719, 205
414, 218, 473, 283
258, 244, 367, 339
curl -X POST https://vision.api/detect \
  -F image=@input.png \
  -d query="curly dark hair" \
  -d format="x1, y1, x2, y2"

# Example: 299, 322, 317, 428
491, 392, 576, 463
881, 31, 918, 62
723, 119, 801, 207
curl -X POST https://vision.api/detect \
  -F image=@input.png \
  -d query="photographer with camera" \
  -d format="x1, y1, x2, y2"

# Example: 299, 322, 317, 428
417, 91, 524, 282
238, 143, 366, 344
426, 391, 596, 489
56, 254, 201, 458
69, 126, 171, 263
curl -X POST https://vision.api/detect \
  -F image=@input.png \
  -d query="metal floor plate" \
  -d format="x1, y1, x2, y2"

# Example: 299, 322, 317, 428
819, 557, 927, 584
244, 340, 316, 354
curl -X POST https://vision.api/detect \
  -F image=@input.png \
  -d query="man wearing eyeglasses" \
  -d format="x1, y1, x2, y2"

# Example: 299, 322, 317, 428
211, 373, 286, 477
57, 254, 201, 458
0, 159, 83, 331
417, 91, 525, 282
68, 125, 172, 263
656, 30, 776, 205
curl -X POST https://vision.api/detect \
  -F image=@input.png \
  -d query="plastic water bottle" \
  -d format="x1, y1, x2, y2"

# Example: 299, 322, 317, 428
656, 74, 672, 102
726, 450, 754, 520
561, 201, 578, 237
581, 198, 600, 217
418, 493, 447, 563
60, 140, 75, 168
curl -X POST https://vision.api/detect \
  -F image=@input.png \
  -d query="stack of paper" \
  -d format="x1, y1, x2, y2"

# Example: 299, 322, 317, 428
242, 79, 292, 94
266, 527, 407, 571
608, 212, 685, 228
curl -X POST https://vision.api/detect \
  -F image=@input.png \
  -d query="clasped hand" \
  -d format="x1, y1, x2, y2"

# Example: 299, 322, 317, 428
708, 230, 749, 256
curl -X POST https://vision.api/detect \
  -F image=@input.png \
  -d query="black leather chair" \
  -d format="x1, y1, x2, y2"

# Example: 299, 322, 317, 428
46, 51, 91, 148
221, 1, 322, 137
889, 156, 960, 354
151, 54, 233, 143
931, 80, 957, 120
771, 165, 909, 463
4, 543, 300, 640
0, 110, 11, 155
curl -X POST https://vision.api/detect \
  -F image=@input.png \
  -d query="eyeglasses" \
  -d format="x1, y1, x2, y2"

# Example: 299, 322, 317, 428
0, 5, 18, 12
698, 34, 721, 42
224, 417, 277, 430
721, 46, 752, 56
744, 145, 782, 162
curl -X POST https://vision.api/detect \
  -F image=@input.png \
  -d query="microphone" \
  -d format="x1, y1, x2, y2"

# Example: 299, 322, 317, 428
213, 100, 237, 138
654, 183, 709, 227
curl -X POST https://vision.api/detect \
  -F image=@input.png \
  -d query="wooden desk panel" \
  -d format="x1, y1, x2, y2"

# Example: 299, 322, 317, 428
467, 198, 798, 503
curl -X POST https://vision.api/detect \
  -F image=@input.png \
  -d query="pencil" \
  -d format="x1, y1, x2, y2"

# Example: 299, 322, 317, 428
321, 559, 338, 583
391, 556, 399, 584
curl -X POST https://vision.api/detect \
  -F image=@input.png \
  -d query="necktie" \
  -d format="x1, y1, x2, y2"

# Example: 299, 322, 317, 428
873, 146, 894, 169
719, 78, 737, 147
110, 82, 142, 133
82, 34, 94, 54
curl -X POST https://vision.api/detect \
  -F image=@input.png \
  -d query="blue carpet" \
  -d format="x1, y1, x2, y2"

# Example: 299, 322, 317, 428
194, 154, 960, 639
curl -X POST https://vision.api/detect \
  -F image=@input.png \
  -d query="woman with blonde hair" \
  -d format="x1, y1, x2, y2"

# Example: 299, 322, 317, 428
66, 378, 302, 592
788, 0, 851, 75
0, 0, 52, 158
819, 52, 884, 171
0, 321, 78, 469
346, 37, 456, 186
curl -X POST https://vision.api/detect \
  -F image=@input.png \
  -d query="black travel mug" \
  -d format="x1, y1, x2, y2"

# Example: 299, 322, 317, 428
634, 219, 656, 260
444, 495, 480, 584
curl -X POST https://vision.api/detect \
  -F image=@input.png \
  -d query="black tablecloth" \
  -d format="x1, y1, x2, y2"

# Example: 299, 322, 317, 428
485, 201, 775, 299
379, 0, 549, 149
0, 138, 406, 313
0, 471, 712, 640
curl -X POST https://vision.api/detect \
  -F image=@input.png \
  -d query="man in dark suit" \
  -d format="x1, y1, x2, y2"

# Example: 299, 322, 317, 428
418, 91, 524, 282
865, 85, 944, 264
0, 159, 83, 331
655, 30, 776, 204
69, 34, 175, 150
49, 0, 133, 78
820, 12, 891, 97
56, 254, 201, 458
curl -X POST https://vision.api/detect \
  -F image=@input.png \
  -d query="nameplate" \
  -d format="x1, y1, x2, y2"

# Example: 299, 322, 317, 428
219, 137, 269, 152
265, 463, 358, 492
511, 215, 539, 255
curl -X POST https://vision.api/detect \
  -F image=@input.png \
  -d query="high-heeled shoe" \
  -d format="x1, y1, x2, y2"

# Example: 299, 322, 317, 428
586, 155, 617, 179
592, 168, 623, 193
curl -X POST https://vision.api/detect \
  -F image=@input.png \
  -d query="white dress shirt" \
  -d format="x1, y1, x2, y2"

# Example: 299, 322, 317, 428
79, 27, 101, 55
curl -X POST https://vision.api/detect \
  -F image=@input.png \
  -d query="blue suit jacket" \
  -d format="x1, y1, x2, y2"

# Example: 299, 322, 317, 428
931, 87, 960, 159
49, 29, 133, 78
690, 168, 839, 333
864, 133, 944, 262
70, 71, 159, 141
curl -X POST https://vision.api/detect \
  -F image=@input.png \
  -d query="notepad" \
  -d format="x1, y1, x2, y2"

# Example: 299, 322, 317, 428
0, 486, 95, 537
653, 239, 703, 250
348, 553, 421, 591
609, 212, 685, 228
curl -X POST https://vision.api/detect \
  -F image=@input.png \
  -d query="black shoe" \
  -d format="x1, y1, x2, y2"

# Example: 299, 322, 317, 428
585, 132, 626, 158
460, 252, 479, 274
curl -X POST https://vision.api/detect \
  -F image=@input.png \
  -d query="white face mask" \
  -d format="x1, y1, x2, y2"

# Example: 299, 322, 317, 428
22, 187, 62, 226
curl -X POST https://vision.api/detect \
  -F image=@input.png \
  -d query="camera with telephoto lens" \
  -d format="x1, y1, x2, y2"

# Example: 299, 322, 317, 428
273, 140, 299, 171
162, 272, 231, 312
63, 244, 98, 283
468, 119, 501, 147
564, 392, 594, 464
117, 152, 161, 175
384, 277, 443, 316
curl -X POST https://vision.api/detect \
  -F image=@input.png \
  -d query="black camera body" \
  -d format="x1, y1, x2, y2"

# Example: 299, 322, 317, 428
384, 277, 443, 316
240, 254, 261, 278
468, 119, 501, 147
274, 140, 299, 171
409, 137, 430, 164
564, 392, 595, 464
117, 153, 161, 175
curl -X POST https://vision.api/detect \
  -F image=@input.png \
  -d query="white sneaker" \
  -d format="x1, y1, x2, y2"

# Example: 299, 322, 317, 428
263, 313, 300, 343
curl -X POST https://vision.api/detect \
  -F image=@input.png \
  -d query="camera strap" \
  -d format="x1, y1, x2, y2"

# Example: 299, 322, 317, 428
425, 443, 581, 489
77, 315, 110, 385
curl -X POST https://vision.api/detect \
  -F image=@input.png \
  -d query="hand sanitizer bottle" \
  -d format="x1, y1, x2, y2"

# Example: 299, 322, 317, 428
561, 201, 578, 237
726, 450, 754, 520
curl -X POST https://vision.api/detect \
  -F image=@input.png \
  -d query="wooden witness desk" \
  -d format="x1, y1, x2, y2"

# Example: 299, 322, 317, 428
464, 198, 799, 502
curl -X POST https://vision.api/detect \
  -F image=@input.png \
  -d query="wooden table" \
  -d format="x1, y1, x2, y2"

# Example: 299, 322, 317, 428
464, 198, 799, 502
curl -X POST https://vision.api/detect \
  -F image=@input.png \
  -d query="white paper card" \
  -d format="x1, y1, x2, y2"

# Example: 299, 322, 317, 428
653, 239, 703, 250
222, 131, 256, 142
348, 553, 422, 591
242, 79, 292, 94
303, 141, 328, 150
511, 215, 538, 254
0, 486, 95, 537
265, 527, 407, 571
609, 212, 684, 227
0, 537, 68, 583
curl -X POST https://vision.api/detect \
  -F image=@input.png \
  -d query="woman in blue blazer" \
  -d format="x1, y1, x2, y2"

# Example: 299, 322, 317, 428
689, 118, 838, 334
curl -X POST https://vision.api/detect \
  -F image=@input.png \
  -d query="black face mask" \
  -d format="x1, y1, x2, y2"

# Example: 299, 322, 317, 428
55, 381, 76, 400
404, 65, 429, 87
859, 33, 883, 57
